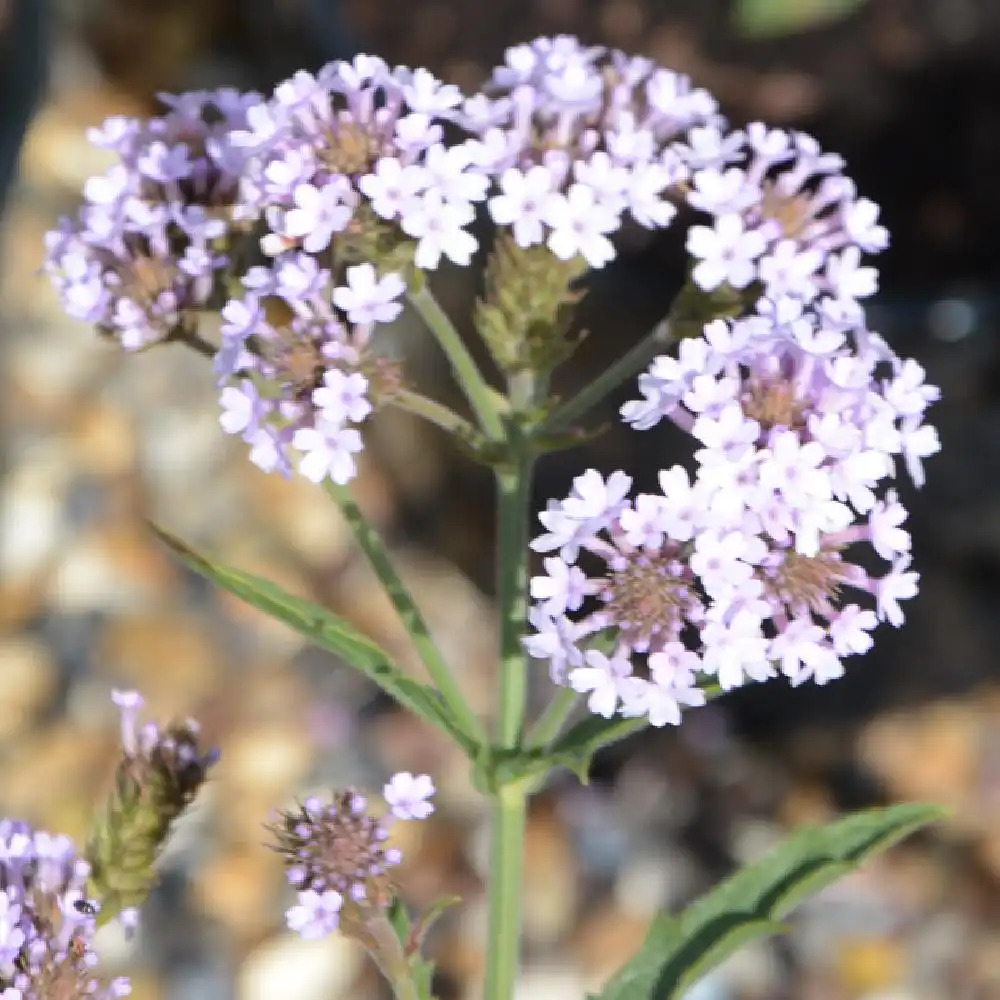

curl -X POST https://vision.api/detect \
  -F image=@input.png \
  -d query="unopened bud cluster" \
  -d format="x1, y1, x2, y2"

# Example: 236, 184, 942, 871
85, 691, 217, 920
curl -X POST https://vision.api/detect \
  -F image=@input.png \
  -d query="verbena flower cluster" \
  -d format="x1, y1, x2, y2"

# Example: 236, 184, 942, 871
45, 38, 724, 486
0, 823, 130, 1000
525, 122, 939, 723
44, 35, 940, 728
270, 772, 435, 940
44, 89, 259, 350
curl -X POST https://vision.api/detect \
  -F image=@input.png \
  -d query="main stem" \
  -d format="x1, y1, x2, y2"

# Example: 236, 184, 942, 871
485, 781, 528, 1000
486, 374, 536, 1000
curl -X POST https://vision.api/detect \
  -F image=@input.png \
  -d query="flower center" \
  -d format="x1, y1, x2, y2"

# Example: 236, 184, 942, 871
741, 374, 807, 431
760, 182, 813, 239
759, 547, 847, 616
602, 549, 696, 649
322, 121, 380, 175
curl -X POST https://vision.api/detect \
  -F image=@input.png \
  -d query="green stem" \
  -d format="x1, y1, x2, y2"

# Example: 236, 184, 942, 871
525, 687, 580, 750
495, 446, 534, 748
542, 316, 673, 433
363, 914, 421, 1000
484, 369, 538, 1000
408, 284, 505, 440
485, 782, 528, 1000
386, 387, 489, 453
324, 481, 487, 747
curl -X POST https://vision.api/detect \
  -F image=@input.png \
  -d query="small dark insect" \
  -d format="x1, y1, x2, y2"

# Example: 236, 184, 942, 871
73, 898, 99, 917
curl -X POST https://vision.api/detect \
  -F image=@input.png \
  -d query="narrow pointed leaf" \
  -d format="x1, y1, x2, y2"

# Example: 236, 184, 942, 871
153, 527, 478, 752
596, 802, 945, 1000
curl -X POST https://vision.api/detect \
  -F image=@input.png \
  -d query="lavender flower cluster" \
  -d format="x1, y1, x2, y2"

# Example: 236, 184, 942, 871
271, 772, 435, 940
46, 39, 725, 486
0, 821, 130, 1000
44, 89, 259, 351
526, 124, 940, 723
44, 35, 940, 727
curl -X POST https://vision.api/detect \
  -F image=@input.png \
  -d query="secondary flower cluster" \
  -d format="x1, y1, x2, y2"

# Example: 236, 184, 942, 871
45, 88, 259, 351
231, 54, 486, 270
0, 820, 130, 1000
527, 298, 939, 723
463, 35, 720, 264
46, 37, 730, 489
270, 772, 435, 940
214, 255, 403, 481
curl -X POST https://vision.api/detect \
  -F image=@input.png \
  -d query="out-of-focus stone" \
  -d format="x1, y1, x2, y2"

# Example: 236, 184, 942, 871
515, 965, 588, 1000
835, 936, 907, 994
51, 524, 181, 613
194, 847, 282, 944
221, 722, 314, 799
859, 702, 982, 832
522, 798, 579, 947
238, 933, 366, 1000
572, 899, 650, 989
66, 403, 137, 476
250, 467, 350, 567
0, 723, 111, 836
0, 456, 71, 580
0, 634, 59, 741
19, 88, 144, 191
97, 613, 223, 711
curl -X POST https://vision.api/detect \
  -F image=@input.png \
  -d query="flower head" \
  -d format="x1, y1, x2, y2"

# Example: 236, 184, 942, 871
269, 776, 435, 941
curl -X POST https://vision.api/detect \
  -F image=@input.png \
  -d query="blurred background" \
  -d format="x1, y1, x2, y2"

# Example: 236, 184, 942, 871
3, 0, 1000, 997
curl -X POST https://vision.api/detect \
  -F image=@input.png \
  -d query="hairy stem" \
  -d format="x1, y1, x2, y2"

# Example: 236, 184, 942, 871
408, 283, 505, 441
325, 482, 487, 747
542, 316, 673, 433
485, 781, 528, 1000
386, 387, 490, 453
485, 370, 538, 1000
525, 686, 580, 750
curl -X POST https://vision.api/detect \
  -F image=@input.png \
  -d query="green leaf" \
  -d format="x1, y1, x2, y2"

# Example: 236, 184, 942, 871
596, 802, 946, 1000
733, 0, 869, 38
406, 895, 462, 956
387, 898, 413, 950
153, 527, 479, 753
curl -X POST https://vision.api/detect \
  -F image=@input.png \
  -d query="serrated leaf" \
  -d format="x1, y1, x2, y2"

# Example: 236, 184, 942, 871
595, 802, 945, 1000
733, 0, 869, 38
153, 527, 478, 753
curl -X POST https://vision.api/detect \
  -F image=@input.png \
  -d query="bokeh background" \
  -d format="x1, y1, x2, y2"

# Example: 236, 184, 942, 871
3, 1, 1000, 998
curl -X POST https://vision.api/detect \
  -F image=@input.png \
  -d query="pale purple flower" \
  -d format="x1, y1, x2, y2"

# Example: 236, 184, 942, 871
700, 609, 773, 690
293, 422, 364, 485
383, 772, 436, 821
312, 370, 372, 425
569, 649, 633, 718
488, 165, 557, 247
825, 245, 878, 302
530, 556, 590, 617
401, 190, 478, 269
874, 556, 919, 626
279, 180, 356, 254
332, 265, 405, 326
543, 183, 618, 267
286, 889, 343, 940
686, 213, 767, 291
111, 689, 145, 756
359, 158, 428, 220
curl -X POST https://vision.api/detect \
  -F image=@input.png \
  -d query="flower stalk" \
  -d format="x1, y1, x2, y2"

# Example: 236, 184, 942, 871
325, 481, 487, 748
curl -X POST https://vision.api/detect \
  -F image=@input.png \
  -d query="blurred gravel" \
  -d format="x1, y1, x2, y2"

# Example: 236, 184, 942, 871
5, 3, 1000, 999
